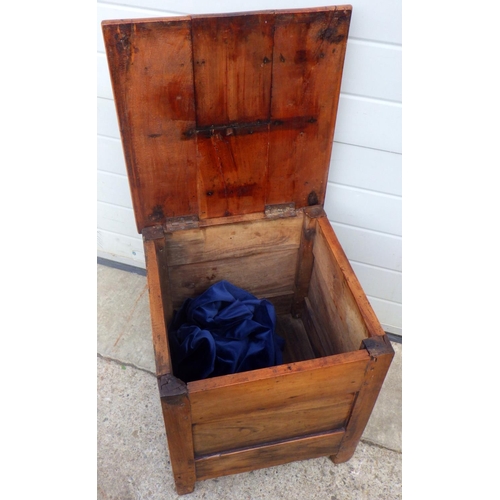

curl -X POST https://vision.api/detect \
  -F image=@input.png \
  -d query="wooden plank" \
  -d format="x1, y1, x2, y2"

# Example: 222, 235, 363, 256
309, 264, 356, 354
192, 393, 353, 455
143, 238, 172, 375
267, 7, 351, 208
277, 314, 315, 364
167, 248, 299, 310
302, 296, 333, 358
188, 352, 369, 425
317, 217, 386, 337
266, 292, 293, 316
158, 375, 196, 495
309, 219, 374, 352
97, 4, 183, 53
191, 13, 274, 126
195, 429, 345, 480
102, 7, 352, 229
164, 215, 302, 266
192, 13, 274, 219
196, 133, 270, 219
152, 238, 175, 326
332, 335, 394, 463
291, 209, 317, 316
102, 18, 198, 232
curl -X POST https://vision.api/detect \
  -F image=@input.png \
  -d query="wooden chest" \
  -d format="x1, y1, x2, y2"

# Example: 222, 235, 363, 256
102, 5, 394, 495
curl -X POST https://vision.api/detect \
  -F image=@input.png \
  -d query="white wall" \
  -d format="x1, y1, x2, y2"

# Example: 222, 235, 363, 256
97, 0, 402, 335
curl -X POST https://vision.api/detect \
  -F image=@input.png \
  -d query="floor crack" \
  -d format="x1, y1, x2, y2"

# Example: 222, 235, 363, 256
97, 352, 156, 376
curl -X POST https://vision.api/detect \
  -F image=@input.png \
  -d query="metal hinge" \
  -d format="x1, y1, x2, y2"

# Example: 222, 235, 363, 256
264, 203, 296, 219
164, 215, 200, 232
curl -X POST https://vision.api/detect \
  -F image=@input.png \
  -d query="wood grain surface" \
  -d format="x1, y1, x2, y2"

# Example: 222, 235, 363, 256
102, 6, 352, 231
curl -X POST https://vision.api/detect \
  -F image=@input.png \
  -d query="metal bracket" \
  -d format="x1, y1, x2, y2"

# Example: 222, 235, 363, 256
164, 215, 200, 232
142, 225, 165, 240
158, 373, 187, 399
264, 203, 297, 219
362, 335, 395, 360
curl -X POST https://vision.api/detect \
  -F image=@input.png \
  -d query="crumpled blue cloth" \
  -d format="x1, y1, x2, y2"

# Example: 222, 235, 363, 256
168, 280, 285, 382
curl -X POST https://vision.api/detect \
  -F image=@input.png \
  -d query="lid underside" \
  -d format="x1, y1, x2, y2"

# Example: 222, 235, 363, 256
102, 6, 352, 232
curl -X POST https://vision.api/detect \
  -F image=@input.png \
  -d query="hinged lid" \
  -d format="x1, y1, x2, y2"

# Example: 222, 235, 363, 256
102, 6, 352, 233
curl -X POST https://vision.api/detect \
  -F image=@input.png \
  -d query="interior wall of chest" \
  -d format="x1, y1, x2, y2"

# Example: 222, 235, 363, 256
153, 211, 369, 367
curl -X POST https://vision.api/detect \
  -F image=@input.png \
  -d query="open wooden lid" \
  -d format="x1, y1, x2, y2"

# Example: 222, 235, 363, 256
102, 6, 352, 232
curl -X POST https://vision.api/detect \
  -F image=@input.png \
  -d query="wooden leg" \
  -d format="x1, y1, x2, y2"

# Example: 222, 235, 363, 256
158, 375, 196, 495
331, 336, 394, 463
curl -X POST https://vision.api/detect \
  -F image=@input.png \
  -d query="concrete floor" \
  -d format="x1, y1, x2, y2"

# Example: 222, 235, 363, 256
97, 262, 402, 499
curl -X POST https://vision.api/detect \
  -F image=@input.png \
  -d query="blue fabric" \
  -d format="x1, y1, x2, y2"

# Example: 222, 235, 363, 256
168, 281, 285, 382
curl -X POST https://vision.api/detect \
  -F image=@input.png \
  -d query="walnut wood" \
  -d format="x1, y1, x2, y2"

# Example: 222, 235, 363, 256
266, 292, 294, 316
167, 248, 298, 310
316, 217, 386, 337
302, 296, 334, 357
159, 376, 196, 495
332, 335, 394, 463
102, 7, 395, 494
291, 209, 317, 317
267, 7, 351, 208
164, 215, 302, 266
187, 352, 369, 424
102, 6, 352, 231
195, 429, 345, 481
192, 392, 353, 456
277, 314, 316, 363
143, 238, 172, 375
192, 14, 273, 219
196, 210, 267, 228
102, 19, 198, 233
309, 218, 370, 353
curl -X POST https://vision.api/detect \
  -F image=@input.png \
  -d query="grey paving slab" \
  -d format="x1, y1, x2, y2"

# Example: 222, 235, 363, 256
97, 264, 156, 373
98, 356, 402, 500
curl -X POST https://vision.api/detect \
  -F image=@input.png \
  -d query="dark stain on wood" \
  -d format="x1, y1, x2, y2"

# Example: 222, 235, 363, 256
149, 205, 165, 222
114, 26, 131, 56
318, 26, 345, 44
294, 50, 308, 64
213, 183, 257, 198
308, 191, 319, 206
